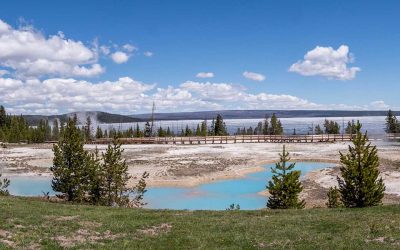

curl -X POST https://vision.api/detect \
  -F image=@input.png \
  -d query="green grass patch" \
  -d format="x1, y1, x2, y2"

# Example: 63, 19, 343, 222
1, 196, 400, 249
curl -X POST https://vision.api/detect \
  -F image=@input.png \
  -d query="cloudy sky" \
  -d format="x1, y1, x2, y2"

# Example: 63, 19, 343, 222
0, 0, 399, 115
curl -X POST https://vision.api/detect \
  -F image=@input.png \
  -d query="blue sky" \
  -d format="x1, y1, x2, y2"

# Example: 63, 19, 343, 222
0, 0, 399, 114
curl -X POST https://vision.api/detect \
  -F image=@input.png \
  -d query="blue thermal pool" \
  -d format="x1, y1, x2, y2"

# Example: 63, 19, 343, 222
6, 162, 334, 210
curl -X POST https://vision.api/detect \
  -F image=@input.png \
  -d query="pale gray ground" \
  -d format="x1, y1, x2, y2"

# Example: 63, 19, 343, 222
1, 141, 399, 207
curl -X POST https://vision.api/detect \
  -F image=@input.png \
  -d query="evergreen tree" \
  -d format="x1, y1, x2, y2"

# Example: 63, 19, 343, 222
51, 118, 88, 202
262, 116, 269, 135
166, 127, 172, 137
0, 106, 6, 128
266, 145, 305, 209
200, 120, 207, 136
0, 174, 10, 196
131, 171, 150, 208
269, 113, 283, 135
95, 126, 103, 139
135, 123, 141, 137
144, 122, 152, 137
214, 114, 227, 135
385, 109, 400, 133
345, 120, 357, 134
315, 124, 323, 135
337, 121, 385, 207
157, 126, 166, 137
326, 187, 342, 208
324, 119, 340, 134
85, 116, 92, 142
86, 147, 103, 205
101, 138, 131, 206
52, 119, 60, 141
195, 124, 201, 136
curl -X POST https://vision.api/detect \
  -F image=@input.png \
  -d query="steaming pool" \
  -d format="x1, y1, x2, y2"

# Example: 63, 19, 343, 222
7, 162, 334, 210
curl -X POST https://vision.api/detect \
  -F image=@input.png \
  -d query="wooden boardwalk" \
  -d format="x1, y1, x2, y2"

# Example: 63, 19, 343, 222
92, 134, 357, 145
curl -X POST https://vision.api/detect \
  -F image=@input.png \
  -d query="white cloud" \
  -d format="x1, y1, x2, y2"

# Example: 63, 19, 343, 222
289, 45, 360, 80
369, 100, 389, 110
0, 19, 103, 78
100, 45, 111, 55
122, 44, 137, 53
143, 51, 153, 57
196, 72, 214, 78
0, 75, 391, 115
243, 71, 266, 82
111, 51, 129, 64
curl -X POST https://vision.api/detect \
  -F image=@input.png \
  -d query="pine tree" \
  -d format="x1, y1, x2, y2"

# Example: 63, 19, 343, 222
262, 116, 269, 135
267, 145, 305, 209
131, 171, 150, 208
144, 122, 152, 137
95, 126, 103, 139
195, 124, 201, 136
0, 174, 10, 196
0, 106, 6, 128
52, 119, 60, 141
51, 118, 88, 202
86, 147, 103, 205
324, 119, 340, 134
337, 121, 385, 208
214, 114, 227, 135
345, 120, 357, 134
135, 123, 141, 137
200, 120, 207, 136
326, 187, 342, 208
315, 124, 323, 135
385, 109, 400, 133
85, 116, 92, 142
101, 138, 131, 206
269, 113, 283, 135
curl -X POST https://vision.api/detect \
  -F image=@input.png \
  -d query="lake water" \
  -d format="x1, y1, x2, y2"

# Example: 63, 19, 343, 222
7, 162, 334, 210
98, 116, 387, 136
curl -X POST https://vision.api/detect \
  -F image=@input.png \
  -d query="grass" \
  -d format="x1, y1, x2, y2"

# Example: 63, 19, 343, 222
1, 196, 400, 249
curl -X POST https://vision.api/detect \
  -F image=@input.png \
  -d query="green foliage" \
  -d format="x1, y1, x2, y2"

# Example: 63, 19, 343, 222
324, 119, 340, 134
51, 118, 88, 202
0, 105, 58, 143
214, 114, 228, 136
338, 121, 385, 208
101, 138, 131, 207
345, 120, 357, 134
0, 174, 10, 196
385, 109, 400, 133
84, 116, 93, 142
235, 113, 283, 135
95, 126, 103, 139
326, 187, 342, 208
226, 203, 240, 210
269, 113, 283, 135
267, 145, 305, 209
131, 171, 150, 208
314, 124, 323, 135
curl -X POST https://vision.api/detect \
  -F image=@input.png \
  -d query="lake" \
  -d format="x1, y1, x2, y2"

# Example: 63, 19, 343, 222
97, 116, 388, 136
7, 162, 334, 210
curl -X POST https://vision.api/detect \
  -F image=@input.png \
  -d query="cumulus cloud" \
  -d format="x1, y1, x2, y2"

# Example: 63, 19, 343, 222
0, 19, 104, 78
111, 51, 129, 64
369, 100, 389, 110
143, 51, 153, 57
243, 71, 266, 82
195, 72, 214, 78
0, 75, 390, 115
289, 45, 360, 80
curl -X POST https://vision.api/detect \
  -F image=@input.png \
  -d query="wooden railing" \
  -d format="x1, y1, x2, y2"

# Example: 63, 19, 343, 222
90, 134, 357, 145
